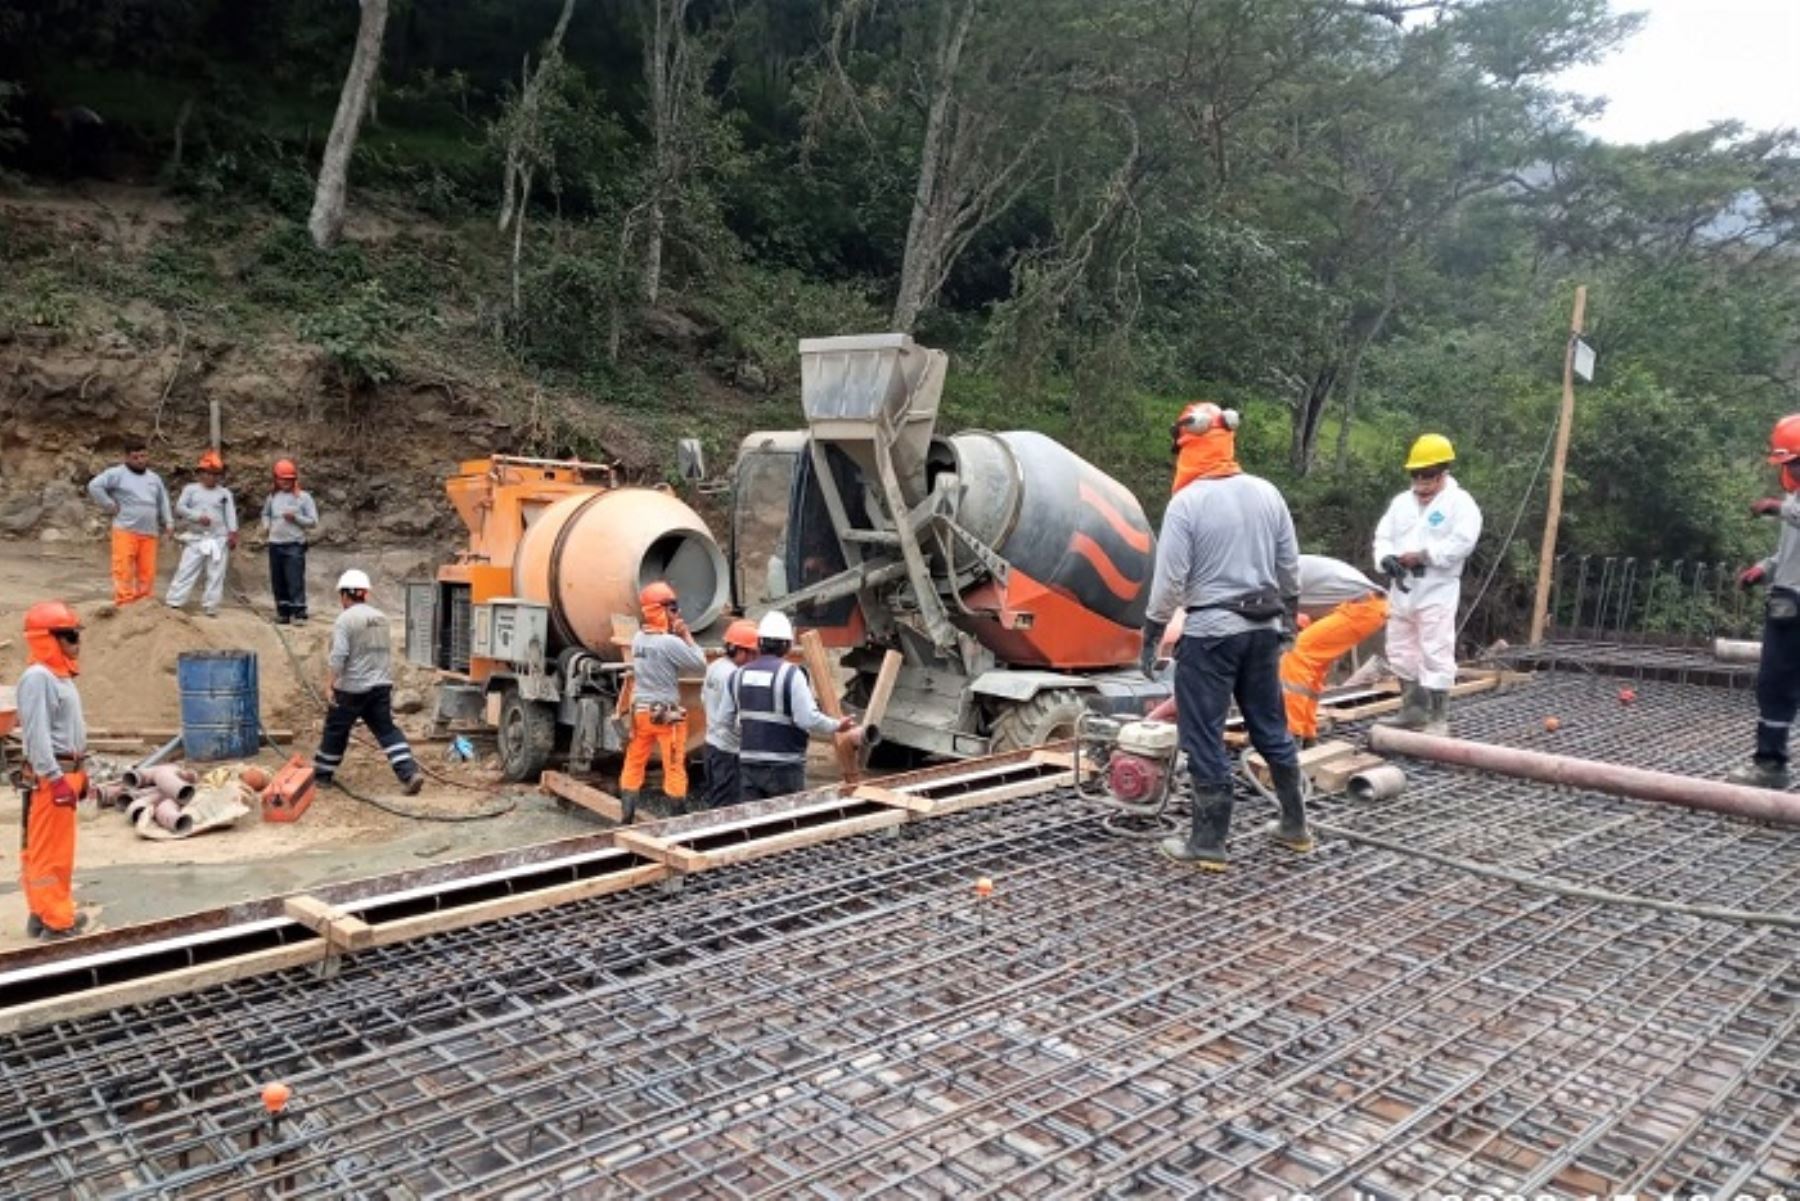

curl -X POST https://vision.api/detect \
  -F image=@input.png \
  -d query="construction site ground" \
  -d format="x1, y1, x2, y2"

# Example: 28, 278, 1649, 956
0, 542, 749, 951
1, 656, 1796, 1196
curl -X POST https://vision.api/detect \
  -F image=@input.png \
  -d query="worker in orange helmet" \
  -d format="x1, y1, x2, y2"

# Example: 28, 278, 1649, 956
621, 581, 708, 820
261, 459, 318, 624
87, 438, 173, 606
14, 601, 91, 940
1731, 414, 1800, 787
165, 449, 239, 618
700, 618, 761, 810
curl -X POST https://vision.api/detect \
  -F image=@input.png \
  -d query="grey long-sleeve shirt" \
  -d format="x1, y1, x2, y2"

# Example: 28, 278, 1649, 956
1299, 555, 1384, 607
1760, 493, 1800, 592
176, 483, 239, 537
1146, 472, 1300, 638
88, 465, 173, 535
261, 491, 319, 544
16, 664, 87, 778
630, 630, 709, 706
702, 657, 741, 752
711, 661, 842, 760
329, 603, 394, 693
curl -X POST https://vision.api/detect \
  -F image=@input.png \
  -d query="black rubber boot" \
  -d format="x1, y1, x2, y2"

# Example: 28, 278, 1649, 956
1386, 680, 1429, 731
1726, 758, 1791, 790
620, 790, 641, 823
31, 912, 89, 942
1423, 688, 1450, 736
1265, 762, 1315, 854
401, 775, 425, 797
1159, 786, 1233, 872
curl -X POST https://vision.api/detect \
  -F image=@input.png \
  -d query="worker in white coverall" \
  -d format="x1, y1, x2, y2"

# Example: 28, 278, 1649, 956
165, 450, 239, 617
1372, 434, 1482, 734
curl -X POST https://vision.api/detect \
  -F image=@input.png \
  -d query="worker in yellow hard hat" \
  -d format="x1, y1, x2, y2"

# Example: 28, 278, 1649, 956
1373, 434, 1483, 733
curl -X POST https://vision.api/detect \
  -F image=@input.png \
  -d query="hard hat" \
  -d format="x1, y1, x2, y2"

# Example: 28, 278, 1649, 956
758, 610, 795, 643
1173, 401, 1240, 442
724, 619, 760, 652
1769, 415, 1800, 464
272, 459, 299, 480
1404, 433, 1455, 472
197, 450, 224, 472
639, 581, 679, 609
336, 569, 372, 593
23, 600, 82, 634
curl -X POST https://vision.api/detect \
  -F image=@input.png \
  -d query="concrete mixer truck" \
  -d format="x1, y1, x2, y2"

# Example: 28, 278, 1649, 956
404, 456, 730, 781
730, 334, 1166, 758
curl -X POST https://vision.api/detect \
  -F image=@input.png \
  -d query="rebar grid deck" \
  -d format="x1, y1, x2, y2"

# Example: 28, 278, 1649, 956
3, 681, 1798, 1197
1499, 639, 1755, 688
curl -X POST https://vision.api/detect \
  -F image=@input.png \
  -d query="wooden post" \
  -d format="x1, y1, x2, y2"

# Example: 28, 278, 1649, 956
797, 629, 859, 782
1529, 284, 1587, 646
209, 396, 221, 456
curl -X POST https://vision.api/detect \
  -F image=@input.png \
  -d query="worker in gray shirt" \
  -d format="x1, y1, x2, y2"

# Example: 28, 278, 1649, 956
313, 569, 422, 796
15, 600, 91, 939
1142, 402, 1310, 871
88, 439, 173, 606
1733, 413, 1800, 787
621, 581, 710, 817
165, 450, 239, 617
261, 458, 318, 623
718, 610, 860, 802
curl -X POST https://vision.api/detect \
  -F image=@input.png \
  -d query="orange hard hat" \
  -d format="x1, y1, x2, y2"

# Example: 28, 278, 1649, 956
1769, 415, 1800, 465
723, 619, 759, 652
24, 600, 82, 634
198, 450, 224, 472
639, 581, 679, 609
272, 459, 299, 480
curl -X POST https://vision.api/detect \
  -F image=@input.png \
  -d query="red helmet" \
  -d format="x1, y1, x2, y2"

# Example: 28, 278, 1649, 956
272, 459, 299, 480
639, 581, 679, 609
723, 619, 759, 652
24, 600, 81, 634
1769, 415, 1800, 465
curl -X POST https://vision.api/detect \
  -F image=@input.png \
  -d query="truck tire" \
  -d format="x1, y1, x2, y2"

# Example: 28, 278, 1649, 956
497, 686, 556, 782
989, 689, 1090, 753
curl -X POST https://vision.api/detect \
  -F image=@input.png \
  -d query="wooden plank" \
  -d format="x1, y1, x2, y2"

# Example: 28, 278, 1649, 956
1329, 676, 1501, 721
851, 783, 936, 815
692, 809, 907, 870
541, 771, 628, 822
1312, 753, 1386, 795
860, 650, 904, 728
1245, 740, 1357, 787
798, 628, 859, 783
613, 829, 710, 874
0, 943, 322, 1036
916, 773, 1066, 818
87, 728, 296, 743
367, 863, 669, 948
1029, 749, 1075, 772
282, 894, 373, 952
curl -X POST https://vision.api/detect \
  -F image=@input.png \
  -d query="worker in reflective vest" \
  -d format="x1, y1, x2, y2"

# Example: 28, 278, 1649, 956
719, 610, 858, 802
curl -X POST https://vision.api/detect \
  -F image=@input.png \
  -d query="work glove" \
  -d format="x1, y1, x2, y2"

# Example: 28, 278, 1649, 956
48, 775, 80, 808
1379, 556, 1411, 593
227, 532, 240, 550
1138, 618, 1168, 677
1752, 498, 1785, 517
1738, 564, 1768, 591
1279, 597, 1301, 650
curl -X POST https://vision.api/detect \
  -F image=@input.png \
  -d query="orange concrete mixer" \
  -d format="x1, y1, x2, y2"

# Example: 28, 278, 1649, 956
407, 456, 729, 781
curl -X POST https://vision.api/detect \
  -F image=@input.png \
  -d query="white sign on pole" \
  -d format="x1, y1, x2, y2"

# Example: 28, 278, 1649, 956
1573, 338, 1596, 382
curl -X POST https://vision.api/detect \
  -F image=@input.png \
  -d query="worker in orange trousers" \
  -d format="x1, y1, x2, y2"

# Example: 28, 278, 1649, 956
621, 582, 707, 819
88, 439, 173, 605
14, 601, 91, 940
1279, 594, 1389, 743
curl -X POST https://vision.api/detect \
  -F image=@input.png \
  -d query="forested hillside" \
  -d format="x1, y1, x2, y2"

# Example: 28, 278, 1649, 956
1, 0, 1795, 636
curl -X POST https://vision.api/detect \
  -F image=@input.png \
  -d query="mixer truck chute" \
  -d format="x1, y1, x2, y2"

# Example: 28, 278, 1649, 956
407, 456, 729, 781
730, 335, 1167, 758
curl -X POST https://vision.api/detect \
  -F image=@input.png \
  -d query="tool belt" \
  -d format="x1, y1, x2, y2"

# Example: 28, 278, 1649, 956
1188, 591, 1285, 622
636, 702, 688, 727
12, 755, 86, 793
1769, 586, 1800, 623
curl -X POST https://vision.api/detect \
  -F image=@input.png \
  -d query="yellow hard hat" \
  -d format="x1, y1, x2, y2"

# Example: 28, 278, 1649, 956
1404, 433, 1455, 472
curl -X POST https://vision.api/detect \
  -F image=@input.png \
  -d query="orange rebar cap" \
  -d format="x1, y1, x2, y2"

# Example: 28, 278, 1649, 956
261, 1082, 292, 1113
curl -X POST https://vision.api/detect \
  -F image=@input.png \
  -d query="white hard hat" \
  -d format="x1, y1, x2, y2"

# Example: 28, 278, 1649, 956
336, 569, 372, 593
757, 610, 795, 642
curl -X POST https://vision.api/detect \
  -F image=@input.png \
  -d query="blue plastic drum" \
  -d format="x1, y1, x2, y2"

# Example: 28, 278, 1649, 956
177, 651, 262, 761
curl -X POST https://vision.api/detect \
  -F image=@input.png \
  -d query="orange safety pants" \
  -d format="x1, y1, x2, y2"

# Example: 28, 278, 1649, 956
1280, 596, 1390, 740
20, 770, 84, 932
620, 708, 689, 798
110, 529, 159, 605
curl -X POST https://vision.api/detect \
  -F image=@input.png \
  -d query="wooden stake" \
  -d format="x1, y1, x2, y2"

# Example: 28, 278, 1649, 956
797, 629, 860, 782
1530, 284, 1588, 646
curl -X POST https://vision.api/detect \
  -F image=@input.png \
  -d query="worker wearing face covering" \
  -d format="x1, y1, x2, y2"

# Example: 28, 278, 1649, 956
1731, 414, 1800, 788
621, 581, 708, 819
14, 601, 91, 940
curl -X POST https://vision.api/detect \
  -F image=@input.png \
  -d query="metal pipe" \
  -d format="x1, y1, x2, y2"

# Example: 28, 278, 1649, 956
1367, 726, 1800, 826
1714, 637, 1762, 663
125, 736, 186, 785
1347, 764, 1407, 802
152, 797, 186, 832
146, 765, 197, 803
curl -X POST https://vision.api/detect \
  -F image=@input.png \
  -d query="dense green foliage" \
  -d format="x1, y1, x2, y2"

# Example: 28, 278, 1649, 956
2, 0, 1796, 637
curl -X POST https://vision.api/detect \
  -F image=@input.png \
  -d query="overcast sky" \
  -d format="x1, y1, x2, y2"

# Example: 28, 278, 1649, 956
1556, 0, 1800, 143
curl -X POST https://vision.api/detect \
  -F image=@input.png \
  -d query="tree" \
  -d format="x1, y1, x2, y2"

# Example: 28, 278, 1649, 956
498, 0, 580, 236
308, 0, 391, 249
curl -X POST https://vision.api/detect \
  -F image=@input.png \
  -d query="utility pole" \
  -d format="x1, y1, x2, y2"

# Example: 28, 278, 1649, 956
1529, 284, 1587, 645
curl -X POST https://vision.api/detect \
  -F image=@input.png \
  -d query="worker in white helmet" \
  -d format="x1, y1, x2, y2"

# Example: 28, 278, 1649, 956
713, 610, 860, 801
313, 569, 424, 796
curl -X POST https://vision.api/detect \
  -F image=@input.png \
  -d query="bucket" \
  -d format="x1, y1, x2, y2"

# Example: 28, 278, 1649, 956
177, 651, 262, 762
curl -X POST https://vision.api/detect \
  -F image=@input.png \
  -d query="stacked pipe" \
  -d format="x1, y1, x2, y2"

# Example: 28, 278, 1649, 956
119, 765, 201, 834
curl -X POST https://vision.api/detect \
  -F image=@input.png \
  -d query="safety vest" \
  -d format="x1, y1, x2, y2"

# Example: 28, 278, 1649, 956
734, 654, 809, 765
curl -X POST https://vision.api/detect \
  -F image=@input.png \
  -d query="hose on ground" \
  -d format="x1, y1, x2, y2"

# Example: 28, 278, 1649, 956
1232, 751, 1798, 929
